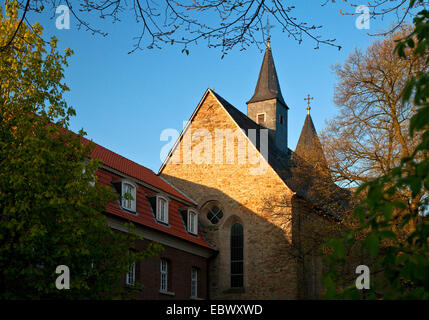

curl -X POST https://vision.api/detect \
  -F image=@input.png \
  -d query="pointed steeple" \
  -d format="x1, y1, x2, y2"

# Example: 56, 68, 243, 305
295, 113, 327, 170
247, 39, 287, 107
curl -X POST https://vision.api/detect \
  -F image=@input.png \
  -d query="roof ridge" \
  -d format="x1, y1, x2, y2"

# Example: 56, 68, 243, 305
80, 136, 194, 204
82, 136, 155, 175
210, 90, 262, 129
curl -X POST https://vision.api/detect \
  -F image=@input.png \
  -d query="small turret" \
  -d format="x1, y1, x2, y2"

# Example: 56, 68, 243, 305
247, 38, 288, 153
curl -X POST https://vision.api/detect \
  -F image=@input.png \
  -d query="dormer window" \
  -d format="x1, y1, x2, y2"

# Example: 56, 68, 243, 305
156, 195, 169, 224
121, 181, 136, 212
187, 210, 198, 235
180, 208, 199, 235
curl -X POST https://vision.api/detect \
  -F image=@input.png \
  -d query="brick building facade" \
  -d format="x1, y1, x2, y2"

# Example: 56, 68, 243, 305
86, 138, 216, 299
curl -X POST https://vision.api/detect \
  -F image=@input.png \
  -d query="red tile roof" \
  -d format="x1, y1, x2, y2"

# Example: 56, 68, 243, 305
81, 137, 193, 203
81, 137, 214, 251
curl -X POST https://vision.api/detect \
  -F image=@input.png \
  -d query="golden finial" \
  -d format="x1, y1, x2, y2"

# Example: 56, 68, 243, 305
265, 14, 274, 49
304, 94, 314, 115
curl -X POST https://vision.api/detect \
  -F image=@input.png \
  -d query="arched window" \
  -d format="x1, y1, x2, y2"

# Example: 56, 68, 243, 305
187, 209, 198, 235
156, 195, 169, 224
230, 222, 243, 288
121, 181, 137, 212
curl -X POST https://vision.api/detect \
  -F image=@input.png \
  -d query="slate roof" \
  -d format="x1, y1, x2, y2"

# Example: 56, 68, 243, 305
213, 91, 261, 131
247, 43, 287, 108
295, 114, 328, 170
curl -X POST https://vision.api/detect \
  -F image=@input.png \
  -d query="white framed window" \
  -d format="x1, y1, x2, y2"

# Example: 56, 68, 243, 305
121, 181, 137, 212
156, 195, 169, 224
256, 113, 266, 124
126, 262, 136, 286
187, 209, 198, 235
191, 268, 198, 298
160, 259, 169, 292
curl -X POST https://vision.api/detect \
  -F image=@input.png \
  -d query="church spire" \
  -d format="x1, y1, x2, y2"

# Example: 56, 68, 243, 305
295, 101, 327, 170
246, 38, 288, 153
246, 39, 287, 107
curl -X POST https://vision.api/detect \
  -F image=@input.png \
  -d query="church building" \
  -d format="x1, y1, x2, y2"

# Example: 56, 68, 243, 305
158, 38, 329, 299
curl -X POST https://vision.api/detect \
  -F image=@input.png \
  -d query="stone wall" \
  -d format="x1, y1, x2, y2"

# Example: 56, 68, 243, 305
247, 98, 288, 153
160, 91, 299, 299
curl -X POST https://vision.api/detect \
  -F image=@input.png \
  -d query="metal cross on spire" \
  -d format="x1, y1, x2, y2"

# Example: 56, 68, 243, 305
304, 94, 314, 115
264, 14, 274, 48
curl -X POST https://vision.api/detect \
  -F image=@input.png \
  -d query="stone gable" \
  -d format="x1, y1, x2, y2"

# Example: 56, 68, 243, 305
160, 90, 300, 299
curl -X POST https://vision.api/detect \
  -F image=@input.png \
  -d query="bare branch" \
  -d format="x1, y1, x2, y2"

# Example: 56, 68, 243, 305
8, 0, 343, 53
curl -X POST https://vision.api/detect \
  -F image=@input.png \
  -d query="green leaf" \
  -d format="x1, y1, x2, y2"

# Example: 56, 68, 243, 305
364, 234, 379, 257
382, 203, 393, 220
379, 230, 396, 240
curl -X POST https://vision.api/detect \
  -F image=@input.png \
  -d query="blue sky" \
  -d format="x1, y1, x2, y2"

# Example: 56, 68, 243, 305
19, 1, 406, 172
